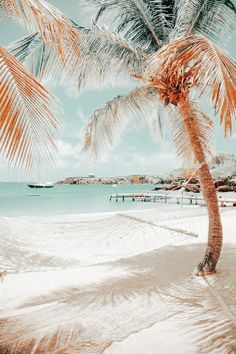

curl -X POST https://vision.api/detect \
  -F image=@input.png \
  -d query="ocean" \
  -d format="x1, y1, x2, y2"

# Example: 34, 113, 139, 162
0, 182, 164, 217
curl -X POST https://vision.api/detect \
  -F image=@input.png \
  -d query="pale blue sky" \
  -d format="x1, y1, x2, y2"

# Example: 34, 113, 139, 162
0, 0, 235, 181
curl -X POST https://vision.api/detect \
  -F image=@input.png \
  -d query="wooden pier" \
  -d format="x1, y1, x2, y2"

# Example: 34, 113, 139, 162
109, 192, 236, 207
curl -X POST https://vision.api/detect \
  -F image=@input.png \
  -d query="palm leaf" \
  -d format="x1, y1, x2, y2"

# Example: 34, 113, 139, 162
0, 0, 80, 65
8, 24, 146, 93
169, 101, 213, 166
147, 35, 236, 135
171, 0, 236, 41
82, 0, 173, 52
82, 86, 164, 158
8, 32, 65, 84
60, 22, 146, 93
0, 46, 58, 170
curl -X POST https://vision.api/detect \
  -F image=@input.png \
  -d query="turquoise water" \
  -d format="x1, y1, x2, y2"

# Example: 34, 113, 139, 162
0, 183, 162, 216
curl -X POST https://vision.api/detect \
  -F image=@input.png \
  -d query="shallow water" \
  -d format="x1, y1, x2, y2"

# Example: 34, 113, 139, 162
0, 182, 163, 216
0, 182, 235, 217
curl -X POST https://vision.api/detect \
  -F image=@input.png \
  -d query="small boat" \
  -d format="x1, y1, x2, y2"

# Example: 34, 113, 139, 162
27, 182, 54, 189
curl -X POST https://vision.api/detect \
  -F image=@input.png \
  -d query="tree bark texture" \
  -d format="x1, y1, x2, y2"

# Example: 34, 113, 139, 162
177, 99, 223, 275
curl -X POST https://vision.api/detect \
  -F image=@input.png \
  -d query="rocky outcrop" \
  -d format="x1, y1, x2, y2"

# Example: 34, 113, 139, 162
58, 175, 236, 192
214, 179, 225, 188
184, 184, 200, 193
217, 185, 234, 192
130, 176, 148, 184
163, 153, 236, 181
57, 154, 236, 191
153, 176, 236, 194
57, 175, 163, 185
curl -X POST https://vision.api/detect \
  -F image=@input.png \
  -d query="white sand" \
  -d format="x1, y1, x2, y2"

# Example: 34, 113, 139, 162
0, 206, 236, 353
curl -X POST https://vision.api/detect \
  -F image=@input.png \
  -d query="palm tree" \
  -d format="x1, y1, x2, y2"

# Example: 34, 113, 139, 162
4, 0, 236, 274
145, 35, 236, 275
81, 1, 236, 275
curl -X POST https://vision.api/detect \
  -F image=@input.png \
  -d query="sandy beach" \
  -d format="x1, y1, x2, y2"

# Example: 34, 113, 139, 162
0, 205, 236, 353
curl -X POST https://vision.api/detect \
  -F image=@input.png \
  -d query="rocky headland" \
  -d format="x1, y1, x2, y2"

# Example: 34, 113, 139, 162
57, 153, 236, 193
57, 175, 162, 185
156, 153, 236, 193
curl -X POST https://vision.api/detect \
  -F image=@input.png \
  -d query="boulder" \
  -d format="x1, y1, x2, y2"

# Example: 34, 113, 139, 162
130, 176, 148, 184
214, 179, 225, 188
186, 178, 199, 185
217, 185, 233, 192
184, 184, 200, 193
228, 177, 236, 187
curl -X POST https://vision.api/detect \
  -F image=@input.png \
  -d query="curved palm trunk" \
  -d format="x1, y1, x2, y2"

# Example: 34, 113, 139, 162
177, 99, 223, 276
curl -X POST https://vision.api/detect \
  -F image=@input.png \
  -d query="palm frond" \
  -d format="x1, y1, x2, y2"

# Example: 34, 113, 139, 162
169, 101, 213, 165
8, 32, 63, 83
147, 35, 236, 135
195, 0, 236, 42
82, 86, 164, 158
82, 0, 174, 52
0, 46, 59, 170
8, 24, 146, 93
65, 22, 146, 93
0, 0, 80, 64
171, 0, 236, 42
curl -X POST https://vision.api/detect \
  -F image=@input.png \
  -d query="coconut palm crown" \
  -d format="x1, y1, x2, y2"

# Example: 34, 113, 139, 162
1, 0, 236, 273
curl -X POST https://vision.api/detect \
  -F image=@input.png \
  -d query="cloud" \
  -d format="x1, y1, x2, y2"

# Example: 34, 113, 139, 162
56, 139, 81, 158
77, 107, 87, 123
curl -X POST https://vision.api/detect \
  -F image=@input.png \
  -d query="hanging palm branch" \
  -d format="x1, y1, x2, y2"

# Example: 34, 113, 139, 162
8, 24, 146, 93
82, 86, 164, 157
8, 33, 65, 84
82, 0, 236, 52
171, 0, 236, 41
169, 101, 213, 166
82, 0, 173, 52
0, 0, 80, 64
146, 35, 236, 135
0, 46, 59, 170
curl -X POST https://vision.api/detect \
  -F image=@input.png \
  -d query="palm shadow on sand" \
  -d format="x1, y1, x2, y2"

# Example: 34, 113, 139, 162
0, 243, 236, 354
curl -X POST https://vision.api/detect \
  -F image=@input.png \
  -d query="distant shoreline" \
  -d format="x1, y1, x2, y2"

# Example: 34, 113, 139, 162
57, 175, 168, 185
56, 175, 236, 194
57, 154, 236, 192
